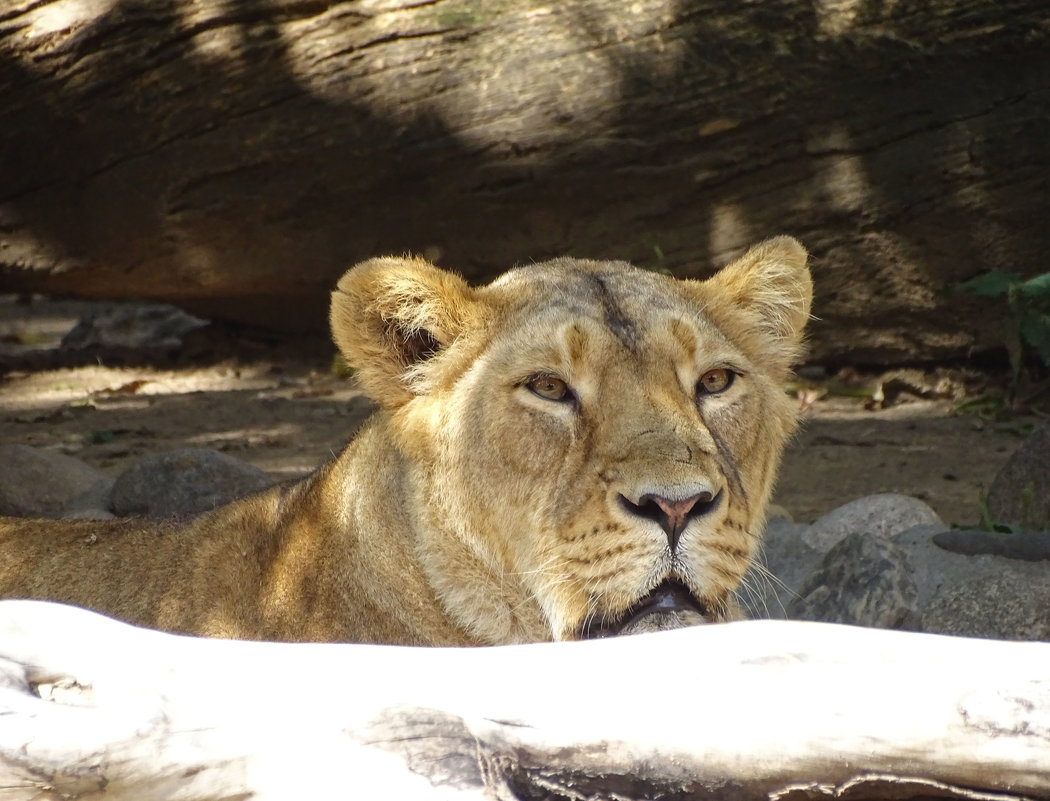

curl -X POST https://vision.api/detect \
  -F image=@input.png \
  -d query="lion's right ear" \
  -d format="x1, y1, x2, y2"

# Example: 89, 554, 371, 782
330, 257, 483, 407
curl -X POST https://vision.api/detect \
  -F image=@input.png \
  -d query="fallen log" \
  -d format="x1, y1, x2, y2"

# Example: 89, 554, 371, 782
2, 0, 1049, 363
0, 599, 1047, 800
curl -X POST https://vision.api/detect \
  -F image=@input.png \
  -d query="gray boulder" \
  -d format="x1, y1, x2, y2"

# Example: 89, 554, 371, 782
924, 573, 1050, 641
111, 448, 274, 518
896, 525, 1050, 641
985, 423, 1050, 532
751, 494, 1050, 641
787, 532, 921, 630
802, 492, 943, 552
744, 494, 942, 621
0, 444, 111, 518
61, 477, 117, 520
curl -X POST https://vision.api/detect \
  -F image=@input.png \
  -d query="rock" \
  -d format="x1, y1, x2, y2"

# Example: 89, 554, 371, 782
711, 494, 1050, 640
0, 445, 112, 518
932, 528, 1050, 561
985, 423, 1050, 532
802, 493, 943, 552
923, 574, 1050, 641
741, 493, 937, 621
895, 525, 1050, 640
764, 503, 793, 522
61, 304, 208, 358
61, 477, 117, 520
788, 533, 921, 630
110, 449, 274, 519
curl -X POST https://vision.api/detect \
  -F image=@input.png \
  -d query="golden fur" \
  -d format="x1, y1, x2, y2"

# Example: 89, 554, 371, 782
0, 237, 812, 645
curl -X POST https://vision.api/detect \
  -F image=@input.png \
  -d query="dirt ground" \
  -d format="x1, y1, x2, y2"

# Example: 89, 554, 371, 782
0, 298, 1039, 526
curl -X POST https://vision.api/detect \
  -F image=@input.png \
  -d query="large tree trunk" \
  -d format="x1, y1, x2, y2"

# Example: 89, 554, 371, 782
1, 0, 1048, 364
1, 600, 1048, 800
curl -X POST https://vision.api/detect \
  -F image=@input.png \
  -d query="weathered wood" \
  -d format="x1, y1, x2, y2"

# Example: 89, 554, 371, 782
1, 600, 1048, 800
1, 0, 1048, 363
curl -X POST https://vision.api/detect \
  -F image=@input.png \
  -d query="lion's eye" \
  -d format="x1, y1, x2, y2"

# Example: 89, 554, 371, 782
697, 368, 734, 396
526, 374, 572, 402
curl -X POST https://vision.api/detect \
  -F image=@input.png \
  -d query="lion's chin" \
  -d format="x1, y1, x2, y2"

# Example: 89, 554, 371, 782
577, 579, 709, 639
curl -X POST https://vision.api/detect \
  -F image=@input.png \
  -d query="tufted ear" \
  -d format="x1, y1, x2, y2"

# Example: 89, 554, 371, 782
695, 236, 813, 370
330, 256, 484, 408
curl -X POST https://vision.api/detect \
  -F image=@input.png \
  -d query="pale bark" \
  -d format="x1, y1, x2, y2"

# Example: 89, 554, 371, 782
1, 600, 1047, 800
1, 1, 1048, 363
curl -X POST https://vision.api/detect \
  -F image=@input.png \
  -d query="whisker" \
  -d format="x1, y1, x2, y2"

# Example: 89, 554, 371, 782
735, 558, 797, 618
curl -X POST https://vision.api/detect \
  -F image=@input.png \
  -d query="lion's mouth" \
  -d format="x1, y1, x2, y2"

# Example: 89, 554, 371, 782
577, 579, 709, 639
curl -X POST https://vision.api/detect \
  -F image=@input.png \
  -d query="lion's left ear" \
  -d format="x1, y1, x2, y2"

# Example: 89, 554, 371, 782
330, 256, 484, 408
691, 236, 813, 370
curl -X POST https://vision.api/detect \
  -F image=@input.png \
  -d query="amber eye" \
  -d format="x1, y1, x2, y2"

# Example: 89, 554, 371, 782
526, 374, 572, 402
697, 368, 734, 395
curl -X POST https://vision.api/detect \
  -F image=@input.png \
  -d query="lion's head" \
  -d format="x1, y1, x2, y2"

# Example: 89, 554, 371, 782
330, 237, 811, 643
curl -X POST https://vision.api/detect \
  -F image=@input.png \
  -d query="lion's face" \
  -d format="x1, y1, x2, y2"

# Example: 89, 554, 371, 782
331, 238, 811, 643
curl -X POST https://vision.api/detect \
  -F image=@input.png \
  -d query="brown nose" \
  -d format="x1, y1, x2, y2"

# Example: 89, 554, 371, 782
619, 490, 721, 551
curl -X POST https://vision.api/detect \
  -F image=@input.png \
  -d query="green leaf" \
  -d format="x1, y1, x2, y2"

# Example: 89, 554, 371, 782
992, 522, 1023, 534
952, 394, 1005, 414
1018, 311, 1050, 366
957, 271, 1021, 297
330, 353, 355, 378
1017, 272, 1050, 298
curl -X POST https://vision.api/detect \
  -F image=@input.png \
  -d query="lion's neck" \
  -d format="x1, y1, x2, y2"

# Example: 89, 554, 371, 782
324, 416, 550, 645
314, 418, 484, 645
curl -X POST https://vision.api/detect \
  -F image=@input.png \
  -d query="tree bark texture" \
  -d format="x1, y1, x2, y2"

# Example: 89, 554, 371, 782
1, 0, 1048, 363
1, 600, 1049, 800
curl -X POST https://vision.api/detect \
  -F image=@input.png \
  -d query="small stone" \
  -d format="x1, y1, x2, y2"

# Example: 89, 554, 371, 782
788, 532, 921, 630
802, 493, 943, 552
111, 448, 274, 518
986, 423, 1050, 532
764, 503, 793, 522
0, 445, 111, 518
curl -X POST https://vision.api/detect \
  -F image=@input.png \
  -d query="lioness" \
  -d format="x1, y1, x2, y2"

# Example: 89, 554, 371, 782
0, 237, 811, 645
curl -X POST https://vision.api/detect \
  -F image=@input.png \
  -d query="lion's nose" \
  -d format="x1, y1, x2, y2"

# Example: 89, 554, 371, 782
619, 490, 721, 551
